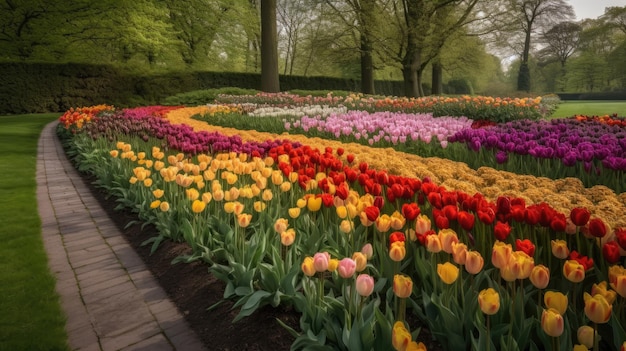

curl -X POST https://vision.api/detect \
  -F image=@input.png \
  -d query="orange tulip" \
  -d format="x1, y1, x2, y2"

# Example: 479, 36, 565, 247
544, 291, 568, 315
280, 229, 296, 246
451, 242, 468, 265
389, 241, 406, 262
274, 218, 289, 234
465, 250, 484, 274
392, 321, 411, 351
591, 281, 617, 304
301, 257, 316, 277
438, 228, 459, 254
492, 241, 512, 269
352, 252, 367, 272
237, 213, 252, 228
551, 239, 570, 259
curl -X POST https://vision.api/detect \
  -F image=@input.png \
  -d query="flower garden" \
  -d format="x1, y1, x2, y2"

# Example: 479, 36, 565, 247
58, 93, 626, 351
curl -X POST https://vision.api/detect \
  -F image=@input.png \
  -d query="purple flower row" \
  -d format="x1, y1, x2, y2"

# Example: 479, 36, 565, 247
449, 118, 626, 171
86, 108, 300, 157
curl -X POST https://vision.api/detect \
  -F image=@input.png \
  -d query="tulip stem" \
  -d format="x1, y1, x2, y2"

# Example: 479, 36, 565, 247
486, 314, 491, 351
592, 323, 598, 351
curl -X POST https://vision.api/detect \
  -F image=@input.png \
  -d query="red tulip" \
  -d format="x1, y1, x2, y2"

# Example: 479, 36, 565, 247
494, 221, 511, 241
511, 205, 526, 222
364, 206, 380, 222
442, 205, 458, 221
515, 239, 536, 257
477, 208, 495, 225
602, 241, 621, 264
373, 196, 384, 209
570, 207, 591, 227
524, 207, 541, 225
457, 211, 475, 231
335, 183, 349, 200
401, 203, 420, 221
497, 196, 511, 215
441, 191, 457, 206
588, 218, 607, 238
359, 162, 369, 173
550, 213, 567, 232
570, 250, 594, 271
389, 231, 406, 245
336, 147, 344, 156
346, 154, 355, 163
435, 215, 450, 229
427, 192, 443, 209
321, 193, 334, 208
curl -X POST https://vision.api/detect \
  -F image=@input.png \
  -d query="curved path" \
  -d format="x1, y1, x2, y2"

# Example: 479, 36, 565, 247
36, 122, 207, 351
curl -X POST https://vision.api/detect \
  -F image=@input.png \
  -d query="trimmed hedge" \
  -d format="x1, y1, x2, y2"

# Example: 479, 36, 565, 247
0, 62, 405, 114
556, 91, 626, 100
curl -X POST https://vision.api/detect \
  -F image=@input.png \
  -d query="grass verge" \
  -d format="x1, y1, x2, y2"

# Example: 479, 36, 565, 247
0, 114, 68, 351
552, 100, 626, 118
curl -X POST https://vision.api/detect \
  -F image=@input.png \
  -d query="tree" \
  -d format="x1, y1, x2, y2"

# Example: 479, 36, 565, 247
539, 21, 581, 68
261, 0, 280, 92
505, 0, 574, 92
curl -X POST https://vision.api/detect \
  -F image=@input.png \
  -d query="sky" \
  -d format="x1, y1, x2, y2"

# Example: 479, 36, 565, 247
568, 0, 625, 20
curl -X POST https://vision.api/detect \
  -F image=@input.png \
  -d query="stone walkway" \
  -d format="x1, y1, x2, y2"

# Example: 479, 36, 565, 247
36, 122, 207, 351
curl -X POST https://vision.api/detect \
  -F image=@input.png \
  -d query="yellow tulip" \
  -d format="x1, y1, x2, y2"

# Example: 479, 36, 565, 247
591, 281, 617, 304
390, 211, 406, 231
185, 188, 199, 201
415, 214, 431, 235
577, 326, 597, 349
301, 257, 316, 277
274, 218, 289, 234
307, 195, 322, 212
426, 234, 442, 253
551, 239, 570, 259
563, 260, 585, 283
129, 176, 138, 185
110, 150, 119, 158
328, 259, 339, 272
438, 228, 459, 254
478, 288, 500, 315
391, 321, 411, 351
437, 262, 459, 284
541, 308, 564, 337
213, 189, 224, 201
393, 274, 413, 298
389, 241, 406, 262
406, 341, 427, 351
159, 201, 170, 212
584, 293, 612, 324
262, 189, 273, 201
236, 213, 252, 228
296, 197, 307, 208
223, 202, 235, 214
191, 199, 205, 213
609, 265, 626, 298
573, 345, 589, 351
336, 206, 348, 219
279, 181, 291, 192
352, 252, 367, 272
152, 189, 164, 199
150, 200, 161, 209
544, 291, 568, 315
529, 265, 550, 289
339, 219, 353, 234
491, 241, 512, 269
288, 207, 301, 219
202, 192, 212, 204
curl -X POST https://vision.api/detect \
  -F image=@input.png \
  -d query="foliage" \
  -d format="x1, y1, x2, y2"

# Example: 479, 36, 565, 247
163, 88, 260, 106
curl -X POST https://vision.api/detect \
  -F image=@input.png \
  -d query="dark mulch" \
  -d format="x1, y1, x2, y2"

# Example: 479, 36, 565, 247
79, 171, 444, 351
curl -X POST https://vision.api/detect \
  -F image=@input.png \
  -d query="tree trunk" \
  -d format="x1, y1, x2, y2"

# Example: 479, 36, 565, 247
431, 60, 443, 95
517, 22, 532, 92
360, 35, 375, 94
261, 0, 280, 92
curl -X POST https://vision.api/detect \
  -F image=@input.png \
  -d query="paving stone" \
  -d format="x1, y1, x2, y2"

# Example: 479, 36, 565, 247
119, 333, 174, 351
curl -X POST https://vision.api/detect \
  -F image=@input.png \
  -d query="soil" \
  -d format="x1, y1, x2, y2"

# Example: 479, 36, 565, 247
78, 172, 444, 351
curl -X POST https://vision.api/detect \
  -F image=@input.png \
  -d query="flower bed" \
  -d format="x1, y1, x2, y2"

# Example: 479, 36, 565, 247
58, 104, 626, 351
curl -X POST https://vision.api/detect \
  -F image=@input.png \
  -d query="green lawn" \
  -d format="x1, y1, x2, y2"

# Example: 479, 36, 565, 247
551, 100, 626, 118
0, 114, 68, 351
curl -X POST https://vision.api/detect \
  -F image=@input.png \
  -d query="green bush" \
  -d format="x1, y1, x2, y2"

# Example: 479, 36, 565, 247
287, 89, 353, 97
163, 87, 260, 106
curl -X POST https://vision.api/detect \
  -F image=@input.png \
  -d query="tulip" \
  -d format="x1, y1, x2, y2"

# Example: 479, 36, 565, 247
336, 206, 348, 219
406, 341, 427, 351
327, 259, 339, 272
577, 326, 597, 349
544, 291, 568, 315
513, 251, 534, 279
591, 281, 617, 304
361, 243, 374, 259
288, 207, 301, 219
452, 242, 468, 265
439, 228, 459, 254
352, 252, 367, 272
392, 321, 411, 351
529, 265, 550, 289
437, 262, 459, 284
541, 308, 564, 337
393, 274, 413, 298
457, 211, 475, 231
313, 252, 330, 272
492, 241, 512, 269
389, 241, 406, 262
339, 220, 353, 234
376, 214, 392, 232
551, 239, 570, 259
602, 241, 621, 264
610, 271, 626, 298
355, 274, 375, 297
465, 250, 484, 274
253, 201, 266, 212
588, 218, 607, 238
307, 195, 322, 212
515, 238, 535, 257
563, 259, 586, 283
236, 213, 252, 227
494, 221, 511, 241
280, 229, 296, 246
301, 257, 316, 277
426, 234, 443, 253
201, 192, 212, 204
191, 199, 205, 213
478, 288, 500, 315
159, 201, 170, 212
337, 258, 357, 279
570, 207, 591, 227
584, 293, 612, 324
274, 218, 289, 234
415, 214, 431, 235
390, 211, 406, 230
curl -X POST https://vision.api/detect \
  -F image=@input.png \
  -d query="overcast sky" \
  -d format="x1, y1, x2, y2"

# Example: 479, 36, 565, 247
568, 0, 625, 20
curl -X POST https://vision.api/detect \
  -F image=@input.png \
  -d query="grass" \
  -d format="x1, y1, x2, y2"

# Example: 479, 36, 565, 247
0, 114, 68, 351
551, 100, 626, 118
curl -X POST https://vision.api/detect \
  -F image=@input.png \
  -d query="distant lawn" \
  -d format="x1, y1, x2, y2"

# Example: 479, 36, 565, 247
0, 114, 68, 351
551, 100, 626, 118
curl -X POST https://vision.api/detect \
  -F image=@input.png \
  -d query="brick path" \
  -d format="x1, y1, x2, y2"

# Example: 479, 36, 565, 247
36, 122, 207, 351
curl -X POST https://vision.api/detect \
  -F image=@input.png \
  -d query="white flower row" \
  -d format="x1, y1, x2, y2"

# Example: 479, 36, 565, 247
248, 104, 348, 118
